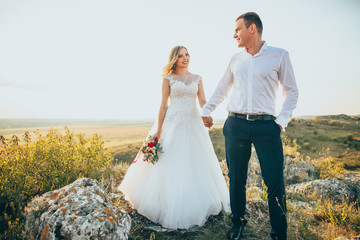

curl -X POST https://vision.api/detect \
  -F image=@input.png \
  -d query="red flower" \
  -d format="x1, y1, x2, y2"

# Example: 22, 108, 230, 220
148, 142, 155, 147
154, 137, 158, 142
149, 150, 153, 153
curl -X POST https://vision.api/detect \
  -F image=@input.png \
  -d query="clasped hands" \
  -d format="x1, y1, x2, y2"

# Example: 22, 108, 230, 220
201, 116, 213, 128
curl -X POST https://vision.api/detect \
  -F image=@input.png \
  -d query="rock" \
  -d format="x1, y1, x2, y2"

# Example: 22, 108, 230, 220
286, 178, 356, 202
129, 210, 175, 233
23, 178, 131, 240
245, 149, 263, 188
284, 156, 319, 185
245, 150, 319, 188
219, 149, 263, 188
289, 201, 315, 209
245, 198, 269, 224
342, 172, 360, 202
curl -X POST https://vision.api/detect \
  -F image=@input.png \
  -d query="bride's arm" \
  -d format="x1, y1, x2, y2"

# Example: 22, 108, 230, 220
198, 80, 213, 128
197, 80, 206, 108
153, 78, 170, 139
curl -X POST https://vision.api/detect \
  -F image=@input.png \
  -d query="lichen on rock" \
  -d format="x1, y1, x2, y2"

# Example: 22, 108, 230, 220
23, 178, 131, 240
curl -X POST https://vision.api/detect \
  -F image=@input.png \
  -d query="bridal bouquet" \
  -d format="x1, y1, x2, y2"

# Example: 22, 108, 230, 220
138, 135, 162, 164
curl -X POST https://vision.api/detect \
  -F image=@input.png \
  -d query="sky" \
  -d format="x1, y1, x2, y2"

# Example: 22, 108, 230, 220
0, 0, 359, 120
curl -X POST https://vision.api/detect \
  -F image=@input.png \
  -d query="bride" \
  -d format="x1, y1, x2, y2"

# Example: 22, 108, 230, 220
118, 46, 230, 229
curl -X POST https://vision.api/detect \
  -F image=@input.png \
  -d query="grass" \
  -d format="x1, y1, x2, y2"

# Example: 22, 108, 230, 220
1, 115, 360, 239
106, 115, 360, 239
0, 124, 151, 149
286, 196, 360, 239
285, 117, 360, 171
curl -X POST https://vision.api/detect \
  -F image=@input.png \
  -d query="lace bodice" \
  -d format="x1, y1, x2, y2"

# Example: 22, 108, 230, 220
165, 73, 201, 99
163, 73, 201, 120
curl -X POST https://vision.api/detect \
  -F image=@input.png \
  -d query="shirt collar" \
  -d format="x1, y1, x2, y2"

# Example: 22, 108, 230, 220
242, 41, 267, 57
257, 41, 267, 55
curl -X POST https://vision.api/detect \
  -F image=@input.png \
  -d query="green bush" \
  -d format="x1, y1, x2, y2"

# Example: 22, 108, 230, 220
0, 128, 113, 239
303, 142, 311, 150
313, 148, 346, 179
346, 135, 354, 141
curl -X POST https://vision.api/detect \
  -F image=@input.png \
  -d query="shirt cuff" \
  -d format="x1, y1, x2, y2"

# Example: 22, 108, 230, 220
275, 116, 288, 132
200, 107, 211, 117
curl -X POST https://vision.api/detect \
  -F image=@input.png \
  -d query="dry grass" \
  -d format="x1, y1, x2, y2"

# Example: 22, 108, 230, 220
2, 118, 359, 239
0, 125, 151, 149
285, 117, 360, 171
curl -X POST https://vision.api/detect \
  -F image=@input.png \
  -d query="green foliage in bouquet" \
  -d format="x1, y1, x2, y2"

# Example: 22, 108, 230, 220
140, 136, 162, 164
0, 128, 113, 239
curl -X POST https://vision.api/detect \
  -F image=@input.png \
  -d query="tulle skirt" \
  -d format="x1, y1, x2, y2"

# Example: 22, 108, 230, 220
118, 109, 230, 229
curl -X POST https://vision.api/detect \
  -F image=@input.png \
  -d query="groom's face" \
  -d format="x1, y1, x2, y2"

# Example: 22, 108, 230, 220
233, 19, 251, 48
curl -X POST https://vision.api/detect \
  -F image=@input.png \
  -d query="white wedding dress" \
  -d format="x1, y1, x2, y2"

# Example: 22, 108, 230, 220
118, 73, 230, 229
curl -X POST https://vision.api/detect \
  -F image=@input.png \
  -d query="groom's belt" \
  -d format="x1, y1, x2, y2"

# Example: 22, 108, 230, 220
228, 112, 276, 121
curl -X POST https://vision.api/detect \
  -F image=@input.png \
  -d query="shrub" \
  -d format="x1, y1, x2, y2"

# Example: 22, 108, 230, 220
215, 145, 222, 156
312, 148, 346, 179
346, 135, 354, 141
0, 128, 113, 239
313, 198, 360, 237
303, 142, 311, 150
297, 218, 318, 240
282, 136, 301, 158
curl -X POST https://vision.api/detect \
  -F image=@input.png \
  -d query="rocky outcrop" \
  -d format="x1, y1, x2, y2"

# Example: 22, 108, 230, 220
23, 178, 131, 240
221, 148, 360, 204
286, 177, 358, 202
244, 151, 319, 188
284, 157, 319, 184
342, 173, 360, 202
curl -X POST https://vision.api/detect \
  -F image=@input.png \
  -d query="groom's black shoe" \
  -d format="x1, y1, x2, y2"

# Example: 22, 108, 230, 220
227, 219, 248, 240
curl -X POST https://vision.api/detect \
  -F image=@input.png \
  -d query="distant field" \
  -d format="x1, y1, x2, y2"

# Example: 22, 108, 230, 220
0, 119, 223, 151
0, 119, 224, 164
0, 125, 152, 149
3, 115, 359, 168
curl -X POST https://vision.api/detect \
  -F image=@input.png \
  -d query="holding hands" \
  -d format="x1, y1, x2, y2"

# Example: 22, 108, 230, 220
202, 116, 213, 128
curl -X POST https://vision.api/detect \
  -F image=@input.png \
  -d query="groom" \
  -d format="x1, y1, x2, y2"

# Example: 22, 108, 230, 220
201, 12, 298, 240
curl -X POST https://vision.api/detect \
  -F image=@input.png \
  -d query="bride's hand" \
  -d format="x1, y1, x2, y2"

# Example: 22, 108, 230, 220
153, 132, 161, 141
202, 116, 213, 128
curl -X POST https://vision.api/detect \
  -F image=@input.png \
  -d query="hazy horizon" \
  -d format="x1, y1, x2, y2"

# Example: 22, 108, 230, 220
0, 113, 357, 122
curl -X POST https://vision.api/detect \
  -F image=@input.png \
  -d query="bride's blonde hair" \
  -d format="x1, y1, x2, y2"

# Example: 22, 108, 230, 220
162, 46, 188, 77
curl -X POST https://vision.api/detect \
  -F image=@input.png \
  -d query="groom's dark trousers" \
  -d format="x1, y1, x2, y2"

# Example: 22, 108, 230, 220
223, 115, 287, 238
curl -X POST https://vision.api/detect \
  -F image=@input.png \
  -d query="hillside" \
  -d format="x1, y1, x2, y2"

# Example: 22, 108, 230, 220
1, 115, 359, 239
285, 114, 360, 171
113, 114, 360, 172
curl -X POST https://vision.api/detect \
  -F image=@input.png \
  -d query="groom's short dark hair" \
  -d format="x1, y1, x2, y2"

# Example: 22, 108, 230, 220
236, 12, 263, 35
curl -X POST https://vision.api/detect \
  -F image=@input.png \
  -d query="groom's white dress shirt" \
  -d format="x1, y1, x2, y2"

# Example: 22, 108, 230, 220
201, 42, 298, 130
